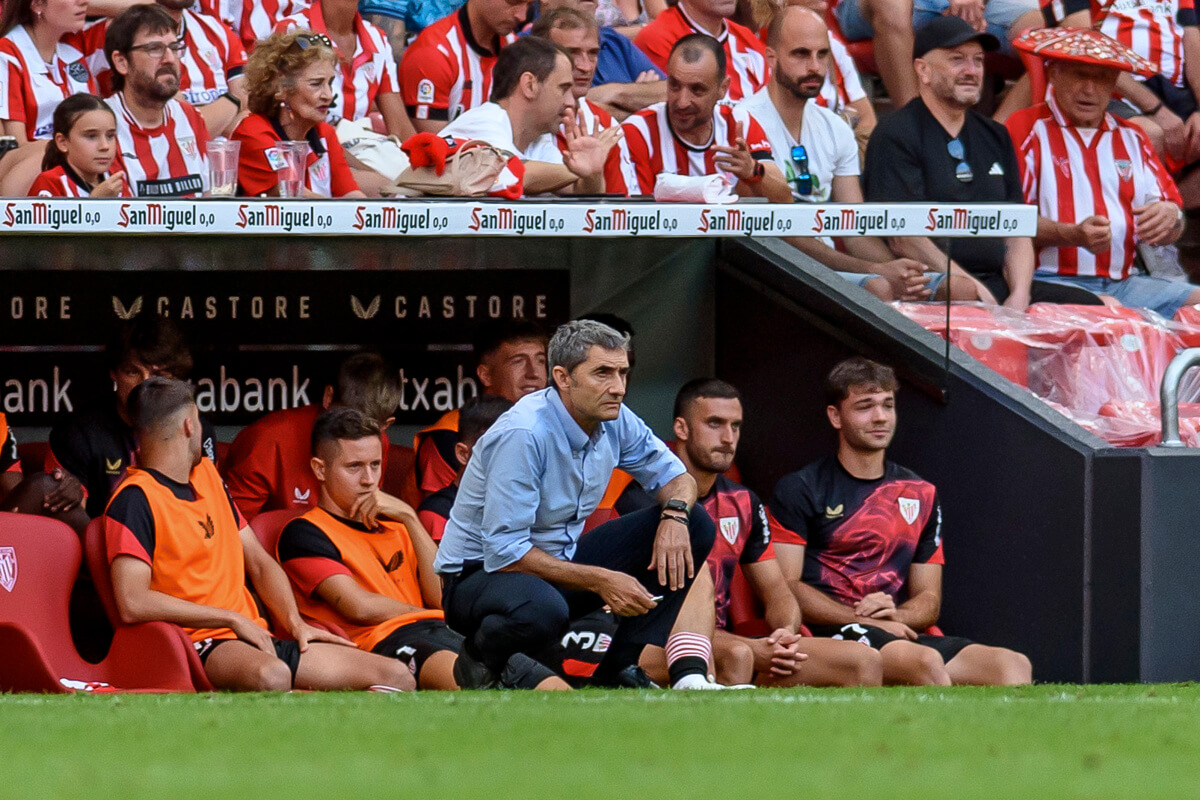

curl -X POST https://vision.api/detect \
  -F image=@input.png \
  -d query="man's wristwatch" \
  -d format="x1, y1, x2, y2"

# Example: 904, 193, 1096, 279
663, 498, 689, 515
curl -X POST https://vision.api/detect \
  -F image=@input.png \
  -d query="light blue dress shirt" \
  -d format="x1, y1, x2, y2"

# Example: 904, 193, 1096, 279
433, 387, 685, 574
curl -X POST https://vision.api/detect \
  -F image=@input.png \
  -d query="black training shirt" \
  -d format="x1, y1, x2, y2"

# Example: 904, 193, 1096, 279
862, 97, 1022, 276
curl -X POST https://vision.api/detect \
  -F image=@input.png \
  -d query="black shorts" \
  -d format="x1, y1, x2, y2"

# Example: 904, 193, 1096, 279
810, 623, 975, 663
371, 618, 463, 676
194, 637, 303, 682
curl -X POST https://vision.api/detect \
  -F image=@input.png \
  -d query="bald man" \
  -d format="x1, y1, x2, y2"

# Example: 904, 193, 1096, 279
736, 7, 930, 302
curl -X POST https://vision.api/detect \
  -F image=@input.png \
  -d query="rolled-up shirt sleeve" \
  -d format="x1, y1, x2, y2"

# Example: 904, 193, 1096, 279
615, 407, 686, 495
480, 428, 542, 571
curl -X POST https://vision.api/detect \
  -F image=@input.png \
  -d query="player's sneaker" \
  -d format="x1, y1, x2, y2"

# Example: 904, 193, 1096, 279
590, 665, 661, 689
453, 649, 499, 689
671, 674, 755, 690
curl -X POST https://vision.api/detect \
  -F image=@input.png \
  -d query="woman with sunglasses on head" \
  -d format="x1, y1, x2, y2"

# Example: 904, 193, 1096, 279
231, 30, 364, 197
0, 0, 107, 195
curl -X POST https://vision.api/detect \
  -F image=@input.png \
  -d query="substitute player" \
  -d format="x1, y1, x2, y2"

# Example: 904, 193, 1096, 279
769, 358, 1032, 686
277, 407, 567, 690
104, 378, 413, 692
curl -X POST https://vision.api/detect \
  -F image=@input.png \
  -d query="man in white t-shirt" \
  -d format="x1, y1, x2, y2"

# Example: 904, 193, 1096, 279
440, 36, 621, 196
737, 6, 930, 301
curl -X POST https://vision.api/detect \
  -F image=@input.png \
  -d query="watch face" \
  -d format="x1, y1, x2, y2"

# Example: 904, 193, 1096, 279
665, 499, 688, 512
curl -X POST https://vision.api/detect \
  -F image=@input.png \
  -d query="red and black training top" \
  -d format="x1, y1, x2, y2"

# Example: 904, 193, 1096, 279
768, 456, 943, 608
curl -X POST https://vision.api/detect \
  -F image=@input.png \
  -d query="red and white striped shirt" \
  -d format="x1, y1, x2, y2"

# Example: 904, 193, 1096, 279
634, 4, 769, 101
90, 11, 247, 105
399, 6, 515, 123
200, 0, 310, 50
29, 164, 132, 197
1098, 0, 1196, 87
608, 101, 772, 195
0, 24, 101, 140
107, 93, 211, 197
557, 97, 614, 149
275, 5, 397, 123
1008, 91, 1182, 280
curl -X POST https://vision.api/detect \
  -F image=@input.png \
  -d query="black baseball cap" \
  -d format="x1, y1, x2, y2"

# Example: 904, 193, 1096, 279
913, 15, 1000, 59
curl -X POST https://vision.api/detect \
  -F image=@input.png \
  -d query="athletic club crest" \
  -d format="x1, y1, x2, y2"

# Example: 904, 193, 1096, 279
1053, 156, 1071, 179
898, 497, 921, 526
719, 516, 740, 545
178, 137, 197, 159
1115, 159, 1132, 182
0, 546, 17, 592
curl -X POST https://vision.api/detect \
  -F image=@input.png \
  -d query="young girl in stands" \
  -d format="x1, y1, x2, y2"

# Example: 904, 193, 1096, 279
29, 93, 130, 197
0, 0, 106, 195
231, 30, 364, 198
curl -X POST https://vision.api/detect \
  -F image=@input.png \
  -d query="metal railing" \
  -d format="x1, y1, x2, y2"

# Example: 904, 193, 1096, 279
1160, 348, 1200, 447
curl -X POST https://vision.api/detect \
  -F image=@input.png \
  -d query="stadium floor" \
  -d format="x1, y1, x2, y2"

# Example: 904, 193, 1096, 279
4, 685, 1199, 799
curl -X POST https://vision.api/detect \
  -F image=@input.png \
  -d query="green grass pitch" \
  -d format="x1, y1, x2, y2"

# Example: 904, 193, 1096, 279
3, 685, 1199, 800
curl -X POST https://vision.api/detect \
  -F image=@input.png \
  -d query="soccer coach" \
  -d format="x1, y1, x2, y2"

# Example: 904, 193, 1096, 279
434, 320, 715, 689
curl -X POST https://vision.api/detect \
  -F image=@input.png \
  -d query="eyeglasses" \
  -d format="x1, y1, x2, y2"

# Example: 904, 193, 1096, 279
126, 39, 186, 59
948, 138, 972, 183
790, 144, 812, 196
294, 33, 334, 50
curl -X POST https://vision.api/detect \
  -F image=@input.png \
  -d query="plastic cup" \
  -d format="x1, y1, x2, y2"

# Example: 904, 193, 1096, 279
207, 138, 240, 197
276, 140, 309, 198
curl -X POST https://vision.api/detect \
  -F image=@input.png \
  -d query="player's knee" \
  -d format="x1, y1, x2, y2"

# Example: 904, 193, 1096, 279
719, 640, 755, 685
996, 650, 1033, 685
252, 659, 294, 692
911, 647, 950, 686
510, 593, 570, 646
846, 645, 884, 687
687, 507, 716, 562
863, 277, 895, 302
377, 657, 416, 691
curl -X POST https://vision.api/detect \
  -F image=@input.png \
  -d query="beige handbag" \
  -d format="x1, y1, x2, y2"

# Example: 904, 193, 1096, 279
382, 140, 510, 198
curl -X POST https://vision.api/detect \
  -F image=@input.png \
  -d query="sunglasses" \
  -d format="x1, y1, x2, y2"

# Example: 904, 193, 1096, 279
294, 33, 334, 50
126, 38, 186, 59
790, 144, 812, 196
948, 138, 973, 183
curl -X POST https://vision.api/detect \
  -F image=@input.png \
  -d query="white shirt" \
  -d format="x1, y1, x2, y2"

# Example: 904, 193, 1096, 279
440, 101, 563, 163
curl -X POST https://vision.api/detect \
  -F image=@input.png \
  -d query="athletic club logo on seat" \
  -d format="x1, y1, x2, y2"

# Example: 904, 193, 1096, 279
719, 517, 740, 545
898, 498, 921, 525
293, 487, 311, 503
0, 546, 18, 592
198, 514, 216, 539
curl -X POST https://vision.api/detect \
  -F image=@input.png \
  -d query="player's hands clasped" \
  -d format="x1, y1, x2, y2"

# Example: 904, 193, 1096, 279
43, 468, 83, 512
764, 629, 807, 677
854, 591, 897, 619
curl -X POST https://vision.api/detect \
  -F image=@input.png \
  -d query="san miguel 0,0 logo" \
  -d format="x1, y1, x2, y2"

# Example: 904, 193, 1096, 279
581, 208, 675, 234
3, 201, 97, 229
925, 207, 1014, 235
467, 206, 565, 234
352, 205, 447, 233
235, 204, 334, 231
116, 203, 214, 230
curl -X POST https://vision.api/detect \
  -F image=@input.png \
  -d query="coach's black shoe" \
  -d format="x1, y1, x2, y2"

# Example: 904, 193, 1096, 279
453, 650, 499, 690
590, 665, 660, 689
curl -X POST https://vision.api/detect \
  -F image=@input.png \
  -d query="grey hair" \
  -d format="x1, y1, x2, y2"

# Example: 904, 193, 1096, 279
548, 320, 631, 373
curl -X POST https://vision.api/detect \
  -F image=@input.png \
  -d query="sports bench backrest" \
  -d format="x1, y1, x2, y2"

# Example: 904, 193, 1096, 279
83, 517, 122, 627
0, 512, 84, 662
249, 509, 303, 558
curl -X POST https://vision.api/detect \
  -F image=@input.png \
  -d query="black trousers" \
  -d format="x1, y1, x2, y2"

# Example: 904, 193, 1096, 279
978, 272, 1104, 306
441, 504, 716, 675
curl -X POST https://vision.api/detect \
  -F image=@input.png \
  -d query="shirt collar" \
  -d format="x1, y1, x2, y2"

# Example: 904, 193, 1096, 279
14, 25, 54, 76
677, 3, 728, 42
1047, 87, 1113, 133
458, 4, 501, 57
304, 5, 376, 66
268, 113, 327, 155
546, 387, 603, 451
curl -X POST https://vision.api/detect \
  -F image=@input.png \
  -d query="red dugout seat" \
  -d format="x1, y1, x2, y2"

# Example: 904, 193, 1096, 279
0, 513, 204, 693
381, 443, 421, 509
248, 509, 349, 640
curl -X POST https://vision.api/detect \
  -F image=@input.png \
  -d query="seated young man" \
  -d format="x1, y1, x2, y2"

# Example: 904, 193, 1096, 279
104, 377, 412, 692
223, 352, 400, 520
277, 407, 567, 690
624, 379, 883, 687
769, 358, 1033, 687
417, 395, 513, 541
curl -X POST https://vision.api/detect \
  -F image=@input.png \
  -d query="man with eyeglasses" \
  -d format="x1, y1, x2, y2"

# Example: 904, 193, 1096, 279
737, 6, 931, 302
104, 4, 211, 198
862, 15, 1102, 309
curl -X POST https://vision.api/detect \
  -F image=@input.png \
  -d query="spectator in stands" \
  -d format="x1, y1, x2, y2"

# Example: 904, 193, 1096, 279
275, 0, 414, 140
531, 8, 620, 139
539, 0, 665, 96
532, 4, 665, 121
29, 92, 131, 196
749, 0, 875, 142
437, 36, 620, 195
770, 357, 1033, 686
358, 0, 462, 66
863, 16, 1103, 308
104, 4, 211, 198
197, 0, 307, 51
417, 395, 513, 541
399, 0, 526, 132
624, 379, 885, 687
597, 0, 663, 38
1037, 1, 1200, 165
231, 30, 366, 197
635, 0, 768, 101
739, 6, 928, 301
104, 378, 413, 692
414, 319, 547, 497
276, 407, 568, 690
0, 0, 106, 196
433, 320, 724, 690
42, 313, 215, 527
223, 352, 399, 520
1007, 28, 1200, 317
611, 34, 791, 200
